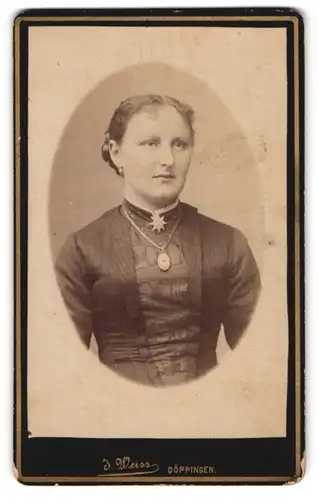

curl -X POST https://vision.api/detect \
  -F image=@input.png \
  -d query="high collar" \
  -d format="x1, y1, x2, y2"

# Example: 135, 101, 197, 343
123, 198, 181, 223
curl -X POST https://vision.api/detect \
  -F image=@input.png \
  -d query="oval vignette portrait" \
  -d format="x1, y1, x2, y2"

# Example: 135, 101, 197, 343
49, 63, 264, 388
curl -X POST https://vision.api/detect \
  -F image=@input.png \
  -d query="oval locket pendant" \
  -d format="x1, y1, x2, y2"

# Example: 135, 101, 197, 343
157, 252, 171, 271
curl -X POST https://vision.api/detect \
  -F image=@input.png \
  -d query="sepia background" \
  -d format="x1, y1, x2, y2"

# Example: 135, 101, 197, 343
28, 26, 288, 438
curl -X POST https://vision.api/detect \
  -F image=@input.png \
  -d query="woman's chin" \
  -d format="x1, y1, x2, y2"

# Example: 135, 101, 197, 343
151, 186, 181, 203
150, 192, 179, 207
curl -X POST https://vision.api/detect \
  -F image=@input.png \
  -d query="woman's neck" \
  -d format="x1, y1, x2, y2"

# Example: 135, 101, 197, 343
124, 188, 178, 213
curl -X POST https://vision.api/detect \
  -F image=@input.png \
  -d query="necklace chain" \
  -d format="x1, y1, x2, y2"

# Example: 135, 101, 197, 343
151, 198, 179, 216
122, 206, 181, 252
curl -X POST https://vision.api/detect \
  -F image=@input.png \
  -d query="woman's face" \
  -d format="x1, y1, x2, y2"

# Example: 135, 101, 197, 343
109, 105, 193, 208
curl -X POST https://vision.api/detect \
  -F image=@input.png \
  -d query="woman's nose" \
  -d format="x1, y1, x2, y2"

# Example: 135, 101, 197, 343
159, 145, 174, 166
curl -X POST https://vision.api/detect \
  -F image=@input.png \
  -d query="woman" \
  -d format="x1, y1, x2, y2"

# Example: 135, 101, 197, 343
55, 94, 261, 387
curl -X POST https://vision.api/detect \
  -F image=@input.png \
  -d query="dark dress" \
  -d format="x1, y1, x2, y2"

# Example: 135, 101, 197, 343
55, 201, 261, 386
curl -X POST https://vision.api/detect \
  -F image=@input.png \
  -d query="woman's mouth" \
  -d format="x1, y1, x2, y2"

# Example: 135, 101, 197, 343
153, 173, 175, 179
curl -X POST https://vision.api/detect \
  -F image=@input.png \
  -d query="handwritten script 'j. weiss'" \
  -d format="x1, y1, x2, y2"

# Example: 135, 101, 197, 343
99, 456, 159, 476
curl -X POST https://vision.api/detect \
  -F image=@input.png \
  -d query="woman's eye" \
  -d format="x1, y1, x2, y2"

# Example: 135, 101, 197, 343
174, 140, 187, 149
143, 140, 158, 147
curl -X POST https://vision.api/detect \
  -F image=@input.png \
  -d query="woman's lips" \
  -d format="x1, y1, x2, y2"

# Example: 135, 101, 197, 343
153, 173, 175, 179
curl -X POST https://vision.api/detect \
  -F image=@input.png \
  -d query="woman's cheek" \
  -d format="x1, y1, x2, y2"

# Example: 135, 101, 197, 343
133, 150, 152, 170
179, 155, 191, 174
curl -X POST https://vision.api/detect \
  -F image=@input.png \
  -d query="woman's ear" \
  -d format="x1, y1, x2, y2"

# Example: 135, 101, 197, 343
108, 139, 121, 166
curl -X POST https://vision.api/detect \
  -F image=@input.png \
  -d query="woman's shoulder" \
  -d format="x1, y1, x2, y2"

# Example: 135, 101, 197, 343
71, 205, 122, 243
56, 207, 123, 265
182, 202, 253, 261
182, 202, 241, 239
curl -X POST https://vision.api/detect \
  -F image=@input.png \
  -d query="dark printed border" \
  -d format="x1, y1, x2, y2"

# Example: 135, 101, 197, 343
14, 8, 305, 485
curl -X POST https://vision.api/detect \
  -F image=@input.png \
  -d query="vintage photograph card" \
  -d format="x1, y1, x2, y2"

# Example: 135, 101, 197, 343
14, 8, 304, 485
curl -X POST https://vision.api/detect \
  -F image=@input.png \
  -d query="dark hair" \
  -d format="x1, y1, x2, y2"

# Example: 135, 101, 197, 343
101, 94, 195, 175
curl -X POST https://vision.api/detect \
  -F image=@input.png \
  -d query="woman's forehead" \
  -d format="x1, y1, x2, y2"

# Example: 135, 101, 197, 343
126, 105, 191, 135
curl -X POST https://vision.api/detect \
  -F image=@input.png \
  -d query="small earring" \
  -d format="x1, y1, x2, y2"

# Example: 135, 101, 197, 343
119, 167, 124, 177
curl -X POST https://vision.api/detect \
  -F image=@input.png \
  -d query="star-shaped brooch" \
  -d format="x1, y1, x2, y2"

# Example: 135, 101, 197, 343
149, 212, 167, 233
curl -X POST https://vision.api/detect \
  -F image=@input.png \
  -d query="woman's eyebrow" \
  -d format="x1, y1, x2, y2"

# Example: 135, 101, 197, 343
171, 136, 191, 143
138, 135, 160, 142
